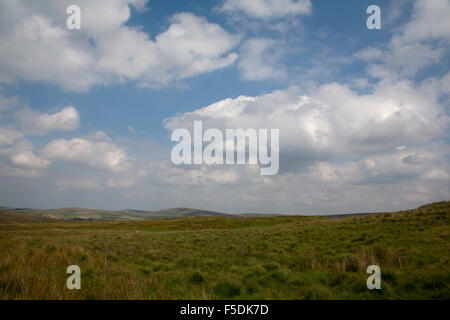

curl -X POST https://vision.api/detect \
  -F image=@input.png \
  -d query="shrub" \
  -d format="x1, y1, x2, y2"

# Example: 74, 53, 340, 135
189, 271, 204, 284
214, 280, 241, 298
263, 263, 278, 272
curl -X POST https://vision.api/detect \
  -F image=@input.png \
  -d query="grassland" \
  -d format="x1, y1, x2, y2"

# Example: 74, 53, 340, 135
0, 202, 449, 300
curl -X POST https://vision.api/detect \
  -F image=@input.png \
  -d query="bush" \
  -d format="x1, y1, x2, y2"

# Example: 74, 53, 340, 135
189, 271, 204, 284
214, 280, 241, 298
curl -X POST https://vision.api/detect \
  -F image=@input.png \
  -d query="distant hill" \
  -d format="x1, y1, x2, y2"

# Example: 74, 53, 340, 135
2, 201, 448, 222
0, 210, 57, 223
324, 212, 380, 218
1, 207, 239, 222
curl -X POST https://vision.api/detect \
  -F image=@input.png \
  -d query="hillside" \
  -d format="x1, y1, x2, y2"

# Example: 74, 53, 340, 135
1, 206, 376, 222
0, 210, 57, 223
0, 201, 448, 299
1, 207, 238, 221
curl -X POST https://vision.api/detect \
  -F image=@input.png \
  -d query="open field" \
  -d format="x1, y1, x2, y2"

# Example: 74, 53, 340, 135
0, 202, 449, 299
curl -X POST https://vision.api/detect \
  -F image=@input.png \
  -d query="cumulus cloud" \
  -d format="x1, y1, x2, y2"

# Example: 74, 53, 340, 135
42, 131, 129, 171
165, 79, 448, 169
387, 43, 443, 76
0, 138, 48, 177
0, 1, 239, 91
238, 38, 287, 80
0, 13, 98, 91
10, 150, 50, 169
364, 0, 450, 78
0, 94, 81, 176
218, 0, 312, 19
95, 12, 239, 87
397, 0, 450, 43
17, 106, 79, 135
0, 90, 133, 182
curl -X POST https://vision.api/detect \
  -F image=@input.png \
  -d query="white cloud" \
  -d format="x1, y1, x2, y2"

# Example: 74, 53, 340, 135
218, 0, 312, 19
238, 38, 287, 80
0, 138, 48, 177
165, 79, 448, 166
0, 126, 23, 146
17, 106, 80, 135
11, 150, 50, 169
0, 1, 239, 91
422, 72, 450, 97
92, 11, 239, 86
0, 14, 99, 91
42, 132, 129, 171
387, 42, 443, 76
384, 0, 411, 26
365, 0, 450, 78
397, 0, 450, 44
354, 47, 383, 61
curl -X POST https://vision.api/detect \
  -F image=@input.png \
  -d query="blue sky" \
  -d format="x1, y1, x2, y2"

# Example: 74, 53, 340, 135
5, 1, 411, 145
0, 0, 448, 213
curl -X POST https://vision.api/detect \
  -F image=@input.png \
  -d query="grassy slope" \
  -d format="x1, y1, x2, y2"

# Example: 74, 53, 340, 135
0, 210, 57, 223
0, 202, 448, 300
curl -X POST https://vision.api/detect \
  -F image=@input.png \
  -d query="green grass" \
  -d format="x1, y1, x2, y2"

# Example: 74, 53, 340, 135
0, 201, 449, 299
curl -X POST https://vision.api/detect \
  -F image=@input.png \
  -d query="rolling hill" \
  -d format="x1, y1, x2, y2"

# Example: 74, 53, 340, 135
0, 205, 422, 222
0, 207, 240, 222
0, 210, 57, 223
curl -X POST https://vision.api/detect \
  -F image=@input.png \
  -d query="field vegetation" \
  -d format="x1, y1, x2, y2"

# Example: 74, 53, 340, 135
0, 202, 448, 299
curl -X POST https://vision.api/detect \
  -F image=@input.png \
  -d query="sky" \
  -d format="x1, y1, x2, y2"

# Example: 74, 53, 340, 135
0, 0, 449, 214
